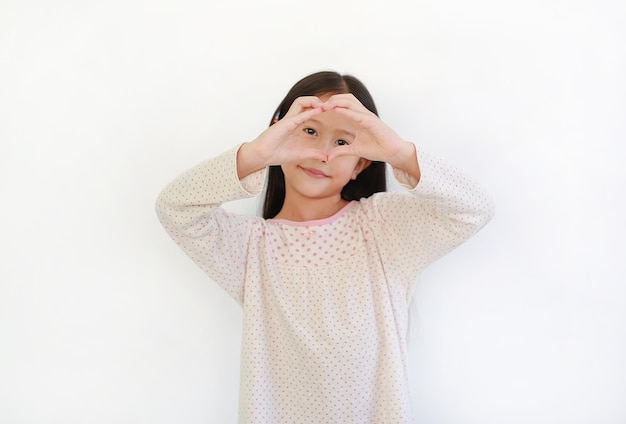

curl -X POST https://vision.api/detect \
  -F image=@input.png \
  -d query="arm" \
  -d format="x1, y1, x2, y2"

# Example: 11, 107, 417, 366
155, 146, 265, 303
155, 96, 336, 300
368, 146, 495, 283
322, 93, 493, 276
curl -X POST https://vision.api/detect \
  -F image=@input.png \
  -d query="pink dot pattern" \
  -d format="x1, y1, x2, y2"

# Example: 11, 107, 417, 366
156, 145, 494, 423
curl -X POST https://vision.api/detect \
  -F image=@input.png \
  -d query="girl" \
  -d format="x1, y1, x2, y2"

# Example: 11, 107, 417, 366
156, 71, 494, 423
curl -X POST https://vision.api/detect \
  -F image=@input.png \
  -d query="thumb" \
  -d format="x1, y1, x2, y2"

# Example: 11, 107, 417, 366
301, 148, 328, 162
326, 145, 357, 162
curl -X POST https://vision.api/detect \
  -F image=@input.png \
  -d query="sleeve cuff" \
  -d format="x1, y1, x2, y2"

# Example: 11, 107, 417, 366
230, 144, 267, 196
239, 168, 267, 195
391, 145, 423, 191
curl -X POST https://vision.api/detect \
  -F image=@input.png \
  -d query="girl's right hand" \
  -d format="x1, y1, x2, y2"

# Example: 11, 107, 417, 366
244, 96, 327, 169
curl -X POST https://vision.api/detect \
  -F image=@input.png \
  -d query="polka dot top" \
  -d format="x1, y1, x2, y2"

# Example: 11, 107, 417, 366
156, 145, 494, 423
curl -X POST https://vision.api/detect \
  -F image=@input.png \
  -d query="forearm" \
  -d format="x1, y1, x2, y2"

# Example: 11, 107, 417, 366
408, 147, 494, 230
156, 147, 260, 304
389, 144, 494, 238
156, 146, 262, 235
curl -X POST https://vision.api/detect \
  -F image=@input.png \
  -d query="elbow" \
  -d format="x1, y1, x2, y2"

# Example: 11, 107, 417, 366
154, 189, 171, 223
458, 198, 496, 236
483, 194, 496, 225
474, 195, 496, 233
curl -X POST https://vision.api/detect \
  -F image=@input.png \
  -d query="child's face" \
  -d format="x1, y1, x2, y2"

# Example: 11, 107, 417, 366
281, 106, 369, 202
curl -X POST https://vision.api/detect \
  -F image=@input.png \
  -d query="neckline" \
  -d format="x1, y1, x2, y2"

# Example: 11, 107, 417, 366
268, 201, 357, 227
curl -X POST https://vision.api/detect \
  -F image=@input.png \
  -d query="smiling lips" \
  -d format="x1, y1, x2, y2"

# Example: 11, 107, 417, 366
300, 166, 329, 178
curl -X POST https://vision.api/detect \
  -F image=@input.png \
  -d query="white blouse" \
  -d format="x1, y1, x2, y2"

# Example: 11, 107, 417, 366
156, 145, 494, 423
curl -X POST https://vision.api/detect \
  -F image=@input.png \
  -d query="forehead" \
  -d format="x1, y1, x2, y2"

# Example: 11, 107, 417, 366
307, 109, 355, 134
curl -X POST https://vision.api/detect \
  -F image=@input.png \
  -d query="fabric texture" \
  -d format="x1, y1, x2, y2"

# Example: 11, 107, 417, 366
156, 145, 494, 423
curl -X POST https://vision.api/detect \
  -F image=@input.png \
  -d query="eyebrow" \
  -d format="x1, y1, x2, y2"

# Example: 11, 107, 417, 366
307, 118, 355, 139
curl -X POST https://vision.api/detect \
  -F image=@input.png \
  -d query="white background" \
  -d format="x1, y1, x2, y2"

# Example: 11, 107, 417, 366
1, 0, 624, 423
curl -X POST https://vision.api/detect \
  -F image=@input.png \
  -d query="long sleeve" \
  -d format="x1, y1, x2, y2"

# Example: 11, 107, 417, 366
155, 144, 494, 423
363, 146, 495, 287
155, 146, 266, 303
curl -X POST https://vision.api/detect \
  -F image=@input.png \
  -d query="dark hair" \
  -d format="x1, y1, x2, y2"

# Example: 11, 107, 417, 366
262, 71, 387, 219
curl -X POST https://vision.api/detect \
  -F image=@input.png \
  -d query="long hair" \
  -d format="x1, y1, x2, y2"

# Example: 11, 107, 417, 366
262, 71, 387, 219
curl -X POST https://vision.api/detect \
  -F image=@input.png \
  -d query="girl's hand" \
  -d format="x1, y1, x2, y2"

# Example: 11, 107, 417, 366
237, 96, 328, 178
254, 96, 329, 165
323, 94, 417, 173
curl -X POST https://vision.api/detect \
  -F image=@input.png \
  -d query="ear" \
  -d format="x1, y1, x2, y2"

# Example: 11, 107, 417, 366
351, 158, 372, 180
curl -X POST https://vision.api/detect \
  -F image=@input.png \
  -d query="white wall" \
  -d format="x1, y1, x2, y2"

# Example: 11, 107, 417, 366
1, 0, 624, 423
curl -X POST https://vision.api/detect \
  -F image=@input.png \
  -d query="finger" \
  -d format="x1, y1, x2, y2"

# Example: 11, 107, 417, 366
332, 106, 370, 124
322, 93, 366, 112
323, 92, 357, 104
285, 106, 323, 128
285, 96, 324, 117
326, 145, 358, 161
300, 148, 328, 162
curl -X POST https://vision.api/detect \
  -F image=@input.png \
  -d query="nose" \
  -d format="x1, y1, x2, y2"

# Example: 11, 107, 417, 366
315, 139, 335, 164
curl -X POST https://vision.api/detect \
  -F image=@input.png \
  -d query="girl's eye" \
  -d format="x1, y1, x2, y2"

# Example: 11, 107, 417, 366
304, 128, 317, 136
335, 139, 350, 146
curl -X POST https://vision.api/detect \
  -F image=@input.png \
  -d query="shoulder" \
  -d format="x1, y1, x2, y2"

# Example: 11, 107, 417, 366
209, 206, 268, 235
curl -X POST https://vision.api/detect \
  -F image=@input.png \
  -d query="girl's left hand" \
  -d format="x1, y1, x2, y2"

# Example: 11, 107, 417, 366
322, 94, 413, 167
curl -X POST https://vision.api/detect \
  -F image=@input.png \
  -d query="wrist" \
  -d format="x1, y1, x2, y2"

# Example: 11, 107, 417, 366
387, 141, 420, 182
236, 141, 270, 179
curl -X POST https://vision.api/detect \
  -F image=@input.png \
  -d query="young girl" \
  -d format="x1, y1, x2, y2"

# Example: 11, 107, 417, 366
156, 71, 494, 423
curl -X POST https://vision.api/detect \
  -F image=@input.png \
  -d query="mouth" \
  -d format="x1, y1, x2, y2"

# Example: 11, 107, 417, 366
299, 166, 329, 178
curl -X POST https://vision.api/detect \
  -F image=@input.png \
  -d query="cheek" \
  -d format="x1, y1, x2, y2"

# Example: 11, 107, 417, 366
334, 158, 363, 178
280, 164, 295, 179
